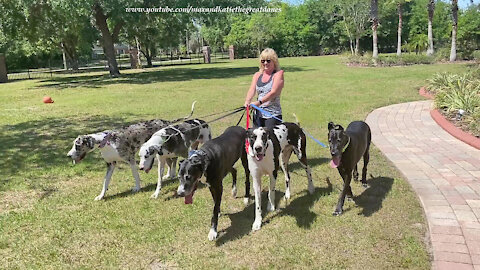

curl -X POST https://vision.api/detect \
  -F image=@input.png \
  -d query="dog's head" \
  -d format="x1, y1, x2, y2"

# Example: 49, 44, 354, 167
67, 135, 96, 164
177, 151, 208, 204
138, 144, 161, 173
327, 122, 349, 168
246, 127, 270, 161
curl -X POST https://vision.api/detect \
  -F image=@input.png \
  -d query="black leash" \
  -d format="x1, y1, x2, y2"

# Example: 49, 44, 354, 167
235, 109, 246, 126
195, 106, 244, 121
160, 106, 245, 143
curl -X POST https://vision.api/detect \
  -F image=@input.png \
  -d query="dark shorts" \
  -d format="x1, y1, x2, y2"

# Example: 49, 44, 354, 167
254, 112, 282, 128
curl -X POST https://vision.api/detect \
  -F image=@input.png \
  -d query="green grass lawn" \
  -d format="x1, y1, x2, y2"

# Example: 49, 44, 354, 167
0, 56, 471, 269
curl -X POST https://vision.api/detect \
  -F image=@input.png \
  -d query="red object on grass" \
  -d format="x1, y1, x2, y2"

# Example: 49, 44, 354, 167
43, 96, 54, 103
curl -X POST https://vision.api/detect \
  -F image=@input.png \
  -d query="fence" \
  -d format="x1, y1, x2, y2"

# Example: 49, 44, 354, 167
6, 51, 230, 81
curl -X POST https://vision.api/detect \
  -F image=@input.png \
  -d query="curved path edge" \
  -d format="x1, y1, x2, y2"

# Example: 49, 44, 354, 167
418, 87, 480, 150
366, 100, 480, 270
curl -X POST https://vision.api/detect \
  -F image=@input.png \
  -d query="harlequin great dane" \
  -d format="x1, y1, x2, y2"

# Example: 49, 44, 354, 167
138, 119, 211, 199
67, 103, 196, 200
246, 122, 314, 231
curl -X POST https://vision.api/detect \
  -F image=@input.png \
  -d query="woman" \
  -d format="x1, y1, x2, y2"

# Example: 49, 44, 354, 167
244, 48, 284, 128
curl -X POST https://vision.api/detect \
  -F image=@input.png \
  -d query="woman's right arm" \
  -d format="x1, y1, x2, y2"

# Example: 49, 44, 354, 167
244, 72, 260, 107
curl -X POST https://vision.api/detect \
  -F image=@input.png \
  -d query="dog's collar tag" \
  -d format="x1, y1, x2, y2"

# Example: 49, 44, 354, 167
342, 137, 350, 153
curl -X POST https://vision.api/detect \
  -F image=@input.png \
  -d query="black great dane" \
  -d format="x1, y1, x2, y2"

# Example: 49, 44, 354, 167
328, 121, 371, 216
177, 126, 250, 241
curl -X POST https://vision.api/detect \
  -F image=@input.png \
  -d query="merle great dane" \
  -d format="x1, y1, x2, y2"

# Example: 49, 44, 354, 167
328, 121, 371, 216
246, 122, 314, 232
138, 119, 211, 199
176, 126, 250, 241
67, 103, 195, 200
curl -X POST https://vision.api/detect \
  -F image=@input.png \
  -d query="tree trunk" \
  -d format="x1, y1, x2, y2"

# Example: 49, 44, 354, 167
397, 2, 403, 56
62, 42, 79, 71
350, 39, 354, 55
93, 2, 121, 77
141, 47, 153, 68
427, 0, 435, 56
61, 43, 68, 70
371, 0, 379, 58
450, 0, 458, 62
355, 38, 360, 55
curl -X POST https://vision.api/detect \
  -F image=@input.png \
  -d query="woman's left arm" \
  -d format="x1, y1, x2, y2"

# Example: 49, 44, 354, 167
252, 70, 284, 106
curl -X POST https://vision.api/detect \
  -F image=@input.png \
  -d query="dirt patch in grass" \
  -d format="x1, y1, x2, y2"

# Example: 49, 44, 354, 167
0, 190, 43, 214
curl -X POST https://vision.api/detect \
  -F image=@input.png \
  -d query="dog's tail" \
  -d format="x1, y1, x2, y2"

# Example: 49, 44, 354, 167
171, 101, 197, 123
292, 113, 301, 127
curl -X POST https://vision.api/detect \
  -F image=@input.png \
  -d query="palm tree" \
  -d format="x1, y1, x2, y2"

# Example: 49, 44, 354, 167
371, 0, 379, 58
395, 0, 412, 56
450, 0, 458, 62
426, 0, 435, 56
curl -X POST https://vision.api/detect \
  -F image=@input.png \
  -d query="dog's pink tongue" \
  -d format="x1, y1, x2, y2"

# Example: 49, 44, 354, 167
330, 156, 341, 168
184, 189, 196, 204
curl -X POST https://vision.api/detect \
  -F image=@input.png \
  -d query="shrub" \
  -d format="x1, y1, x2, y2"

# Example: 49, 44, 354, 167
434, 47, 451, 62
433, 73, 480, 114
473, 50, 480, 61
346, 54, 435, 67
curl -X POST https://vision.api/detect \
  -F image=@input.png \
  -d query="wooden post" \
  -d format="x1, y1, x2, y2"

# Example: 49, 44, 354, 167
202, 46, 211, 64
0, 54, 7, 83
229, 45, 235, 60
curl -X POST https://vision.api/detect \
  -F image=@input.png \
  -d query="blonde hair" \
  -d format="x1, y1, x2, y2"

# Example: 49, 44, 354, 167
259, 48, 280, 72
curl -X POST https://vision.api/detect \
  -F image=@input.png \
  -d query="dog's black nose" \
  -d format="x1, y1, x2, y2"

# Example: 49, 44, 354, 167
177, 190, 185, 197
255, 146, 263, 153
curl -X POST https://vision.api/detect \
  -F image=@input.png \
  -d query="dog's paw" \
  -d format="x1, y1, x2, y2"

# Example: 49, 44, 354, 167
362, 183, 369, 188
162, 175, 171, 180
284, 190, 291, 200
150, 192, 159, 199
332, 210, 343, 216
94, 195, 104, 201
208, 229, 218, 241
243, 197, 250, 206
231, 186, 237, 197
252, 220, 262, 231
132, 186, 141, 193
267, 203, 275, 212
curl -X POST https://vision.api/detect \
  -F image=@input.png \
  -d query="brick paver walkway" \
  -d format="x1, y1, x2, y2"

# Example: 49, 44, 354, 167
366, 100, 480, 270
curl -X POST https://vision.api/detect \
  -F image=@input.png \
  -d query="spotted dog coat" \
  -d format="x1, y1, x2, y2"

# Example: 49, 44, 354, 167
246, 122, 314, 231
139, 119, 211, 199
68, 120, 177, 200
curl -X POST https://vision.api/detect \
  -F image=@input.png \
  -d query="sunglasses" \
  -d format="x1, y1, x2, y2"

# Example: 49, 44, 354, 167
261, 59, 271, 64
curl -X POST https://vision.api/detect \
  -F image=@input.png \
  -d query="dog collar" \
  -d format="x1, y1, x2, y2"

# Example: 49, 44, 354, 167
342, 137, 350, 153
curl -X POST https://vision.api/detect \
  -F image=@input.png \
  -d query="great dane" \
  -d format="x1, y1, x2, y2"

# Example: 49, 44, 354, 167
328, 121, 371, 216
246, 122, 314, 231
176, 126, 250, 241
139, 119, 211, 199
67, 103, 195, 200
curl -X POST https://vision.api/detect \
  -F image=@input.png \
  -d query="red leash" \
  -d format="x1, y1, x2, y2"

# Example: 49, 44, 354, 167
245, 105, 250, 154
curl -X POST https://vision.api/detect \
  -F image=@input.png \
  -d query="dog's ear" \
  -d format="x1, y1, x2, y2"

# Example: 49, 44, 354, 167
335, 125, 344, 131
246, 128, 254, 138
328, 122, 335, 131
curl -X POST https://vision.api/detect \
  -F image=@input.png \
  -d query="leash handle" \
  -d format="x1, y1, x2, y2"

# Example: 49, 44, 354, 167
245, 105, 250, 154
